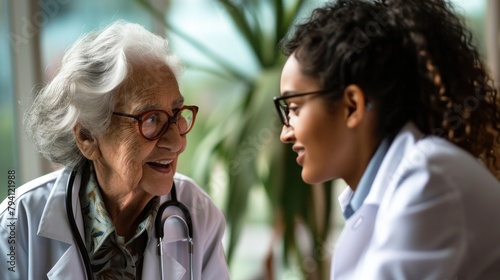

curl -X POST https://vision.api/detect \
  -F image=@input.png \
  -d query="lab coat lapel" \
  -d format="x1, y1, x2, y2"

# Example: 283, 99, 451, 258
37, 169, 88, 279
38, 168, 84, 244
47, 246, 86, 280
333, 204, 379, 277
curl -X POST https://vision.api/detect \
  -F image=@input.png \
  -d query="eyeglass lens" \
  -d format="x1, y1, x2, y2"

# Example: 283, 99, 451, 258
277, 99, 289, 125
141, 108, 194, 139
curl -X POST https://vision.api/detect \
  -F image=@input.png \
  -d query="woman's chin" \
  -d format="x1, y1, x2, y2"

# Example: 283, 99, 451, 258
301, 170, 336, 185
143, 175, 174, 197
148, 184, 173, 197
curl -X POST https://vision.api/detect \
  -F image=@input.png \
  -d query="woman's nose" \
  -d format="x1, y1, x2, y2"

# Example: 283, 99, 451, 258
280, 125, 295, 143
157, 124, 185, 152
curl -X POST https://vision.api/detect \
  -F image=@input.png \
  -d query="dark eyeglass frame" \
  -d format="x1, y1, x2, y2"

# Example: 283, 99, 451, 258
273, 90, 330, 126
112, 105, 199, 140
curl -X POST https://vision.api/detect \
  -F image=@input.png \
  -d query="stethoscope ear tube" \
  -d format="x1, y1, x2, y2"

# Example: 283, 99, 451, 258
155, 182, 194, 280
155, 183, 194, 241
157, 215, 194, 280
66, 167, 94, 280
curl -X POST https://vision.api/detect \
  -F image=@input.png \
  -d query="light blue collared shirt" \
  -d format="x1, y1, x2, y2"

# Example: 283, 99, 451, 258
343, 138, 391, 219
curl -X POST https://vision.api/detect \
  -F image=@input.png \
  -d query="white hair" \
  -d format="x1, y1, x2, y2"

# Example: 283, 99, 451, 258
24, 20, 183, 169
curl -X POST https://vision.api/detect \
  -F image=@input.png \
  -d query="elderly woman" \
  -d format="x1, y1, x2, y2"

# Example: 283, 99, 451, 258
0, 21, 229, 280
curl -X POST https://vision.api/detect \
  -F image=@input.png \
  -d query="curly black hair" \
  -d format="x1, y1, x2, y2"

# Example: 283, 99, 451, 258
281, 0, 500, 178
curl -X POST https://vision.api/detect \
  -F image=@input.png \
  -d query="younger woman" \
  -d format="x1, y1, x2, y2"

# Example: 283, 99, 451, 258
274, 0, 500, 278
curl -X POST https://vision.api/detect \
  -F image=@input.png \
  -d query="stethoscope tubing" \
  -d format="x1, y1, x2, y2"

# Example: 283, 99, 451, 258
155, 183, 194, 280
65, 169, 94, 280
65, 167, 194, 280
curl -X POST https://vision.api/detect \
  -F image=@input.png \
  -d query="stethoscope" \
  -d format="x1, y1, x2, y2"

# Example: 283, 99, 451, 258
65, 165, 194, 280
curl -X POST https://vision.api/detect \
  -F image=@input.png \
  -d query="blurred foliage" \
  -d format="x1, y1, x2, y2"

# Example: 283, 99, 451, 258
136, 0, 333, 278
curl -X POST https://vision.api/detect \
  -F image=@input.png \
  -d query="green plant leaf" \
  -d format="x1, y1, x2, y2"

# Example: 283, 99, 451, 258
216, 0, 264, 65
135, 0, 253, 84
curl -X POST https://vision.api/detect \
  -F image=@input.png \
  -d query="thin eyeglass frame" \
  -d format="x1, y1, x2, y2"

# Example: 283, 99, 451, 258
273, 90, 330, 126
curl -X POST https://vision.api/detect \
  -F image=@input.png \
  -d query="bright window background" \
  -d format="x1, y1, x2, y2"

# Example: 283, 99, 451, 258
1, 0, 491, 279
40, 1, 152, 84
0, 0, 17, 200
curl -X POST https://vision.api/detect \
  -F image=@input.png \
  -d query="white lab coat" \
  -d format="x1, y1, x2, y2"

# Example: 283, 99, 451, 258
0, 168, 230, 280
331, 122, 500, 279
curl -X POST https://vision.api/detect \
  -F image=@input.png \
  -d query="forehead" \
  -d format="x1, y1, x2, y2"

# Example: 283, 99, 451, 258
115, 59, 182, 110
280, 53, 319, 94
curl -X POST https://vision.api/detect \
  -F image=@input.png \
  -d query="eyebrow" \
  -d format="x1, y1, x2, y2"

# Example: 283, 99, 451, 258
282, 91, 297, 97
281, 89, 329, 98
282, 90, 314, 97
135, 97, 185, 113
173, 97, 185, 107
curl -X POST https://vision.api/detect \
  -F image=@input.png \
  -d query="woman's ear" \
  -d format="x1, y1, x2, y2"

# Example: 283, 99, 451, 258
74, 123, 100, 160
342, 84, 369, 129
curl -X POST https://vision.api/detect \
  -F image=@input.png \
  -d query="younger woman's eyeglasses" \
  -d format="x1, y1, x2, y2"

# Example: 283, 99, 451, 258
113, 105, 199, 140
273, 90, 329, 126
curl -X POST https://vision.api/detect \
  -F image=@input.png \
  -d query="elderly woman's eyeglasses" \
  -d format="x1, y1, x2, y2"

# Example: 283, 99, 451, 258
113, 105, 199, 140
273, 90, 329, 126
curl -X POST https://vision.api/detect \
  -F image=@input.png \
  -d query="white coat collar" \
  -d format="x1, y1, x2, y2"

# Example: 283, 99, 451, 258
364, 122, 424, 205
36, 168, 88, 280
339, 122, 425, 208
338, 188, 354, 214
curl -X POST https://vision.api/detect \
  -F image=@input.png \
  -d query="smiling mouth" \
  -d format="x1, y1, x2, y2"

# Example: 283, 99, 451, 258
147, 162, 170, 168
295, 149, 305, 166
146, 160, 173, 173
147, 159, 174, 166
